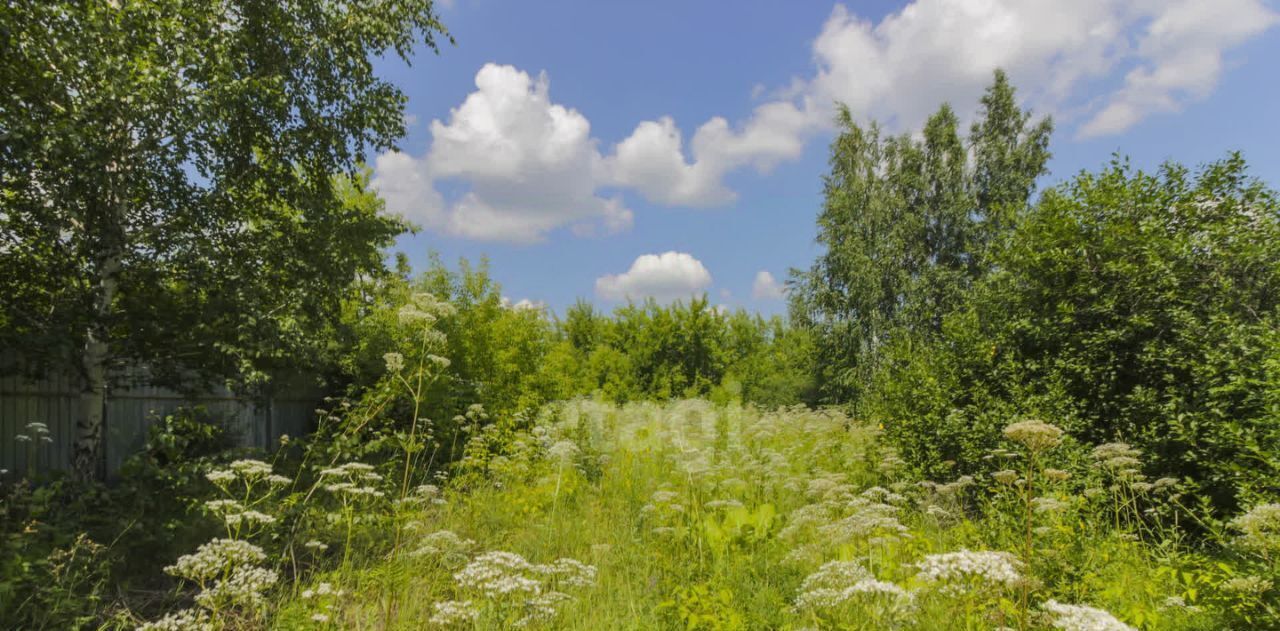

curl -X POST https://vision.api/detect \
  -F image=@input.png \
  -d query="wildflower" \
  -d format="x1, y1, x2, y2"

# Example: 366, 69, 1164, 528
1229, 503, 1280, 554
383, 352, 405, 373
137, 608, 213, 631
205, 469, 235, 484
992, 470, 1019, 485
794, 579, 911, 611
539, 558, 597, 588
916, 550, 1022, 589
165, 539, 266, 582
454, 551, 542, 596
1032, 497, 1068, 514
547, 440, 580, 463
925, 505, 952, 520
1221, 575, 1273, 595
304, 540, 329, 552
1003, 419, 1064, 451
194, 565, 278, 608
411, 530, 476, 562
1092, 443, 1145, 476
228, 459, 274, 478
1041, 600, 1135, 631
310, 613, 330, 623
430, 600, 479, 626
1043, 468, 1071, 482
704, 499, 744, 510
518, 592, 571, 627
204, 499, 243, 513
267, 474, 291, 486
15, 434, 31, 443
224, 510, 276, 527
798, 560, 872, 593
818, 501, 908, 543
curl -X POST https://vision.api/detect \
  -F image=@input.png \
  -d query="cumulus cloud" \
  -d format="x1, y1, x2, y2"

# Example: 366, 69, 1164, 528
501, 296, 547, 312
806, 0, 1277, 136
373, 64, 631, 243
1078, 0, 1279, 137
374, 2, 1276, 241
752, 270, 785, 300
596, 252, 713, 303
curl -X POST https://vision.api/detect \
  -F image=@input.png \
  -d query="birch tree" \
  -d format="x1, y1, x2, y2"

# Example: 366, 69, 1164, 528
0, 0, 449, 480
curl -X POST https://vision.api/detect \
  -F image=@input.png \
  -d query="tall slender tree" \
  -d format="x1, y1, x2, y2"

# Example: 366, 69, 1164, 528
0, 0, 450, 480
790, 70, 1052, 405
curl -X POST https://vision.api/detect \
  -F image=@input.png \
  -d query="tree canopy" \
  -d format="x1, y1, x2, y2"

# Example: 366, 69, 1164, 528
0, 0, 450, 478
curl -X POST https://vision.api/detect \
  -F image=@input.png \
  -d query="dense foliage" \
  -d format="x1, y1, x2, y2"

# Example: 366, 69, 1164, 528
0, 0, 449, 479
791, 73, 1280, 521
1, 3, 1278, 624
790, 70, 1051, 405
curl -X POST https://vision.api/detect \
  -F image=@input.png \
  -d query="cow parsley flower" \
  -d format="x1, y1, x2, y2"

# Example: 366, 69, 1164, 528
411, 530, 476, 563
916, 550, 1022, 589
1003, 419, 1063, 451
165, 539, 266, 582
429, 600, 479, 626
547, 440, 580, 463
383, 352, 405, 373
228, 459, 273, 478
137, 608, 212, 631
224, 510, 275, 527
1041, 600, 1135, 631
194, 565, 278, 608
1229, 503, 1280, 554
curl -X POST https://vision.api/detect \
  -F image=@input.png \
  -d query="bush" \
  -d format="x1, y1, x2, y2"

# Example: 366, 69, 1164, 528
868, 156, 1280, 516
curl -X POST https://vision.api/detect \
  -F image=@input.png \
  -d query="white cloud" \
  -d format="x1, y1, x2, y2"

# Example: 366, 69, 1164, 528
375, 2, 1276, 241
805, 1, 1277, 137
501, 296, 546, 312
373, 64, 631, 243
596, 252, 713, 303
1078, 0, 1278, 137
751, 270, 785, 300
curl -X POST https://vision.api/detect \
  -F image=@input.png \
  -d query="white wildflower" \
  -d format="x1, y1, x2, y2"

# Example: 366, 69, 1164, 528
224, 510, 275, 527
165, 539, 266, 582
1003, 419, 1064, 451
228, 459, 274, 478
916, 550, 1022, 590
137, 608, 212, 631
383, 352, 405, 373
1042, 600, 1135, 631
429, 600, 479, 626
1229, 503, 1280, 554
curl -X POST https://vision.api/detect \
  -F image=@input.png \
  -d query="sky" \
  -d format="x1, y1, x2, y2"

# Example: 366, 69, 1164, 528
369, 0, 1280, 317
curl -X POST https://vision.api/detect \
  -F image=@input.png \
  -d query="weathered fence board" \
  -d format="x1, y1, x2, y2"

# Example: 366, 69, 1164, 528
0, 362, 320, 478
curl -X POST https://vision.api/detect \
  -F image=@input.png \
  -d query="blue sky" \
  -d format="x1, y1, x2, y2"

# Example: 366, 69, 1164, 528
371, 0, 1280, 316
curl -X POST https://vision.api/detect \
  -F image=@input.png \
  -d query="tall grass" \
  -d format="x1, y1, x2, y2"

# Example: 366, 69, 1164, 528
146, 399, 1270, 630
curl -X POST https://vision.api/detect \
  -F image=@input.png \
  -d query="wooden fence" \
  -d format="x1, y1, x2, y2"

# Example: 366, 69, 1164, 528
0, 364, 321, 478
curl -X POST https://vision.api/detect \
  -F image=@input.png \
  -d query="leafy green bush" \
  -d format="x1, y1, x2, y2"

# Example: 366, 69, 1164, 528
867, 155, 1280, 516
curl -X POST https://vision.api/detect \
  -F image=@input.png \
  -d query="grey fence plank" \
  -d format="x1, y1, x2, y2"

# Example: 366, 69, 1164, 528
1, 355, 322, 477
